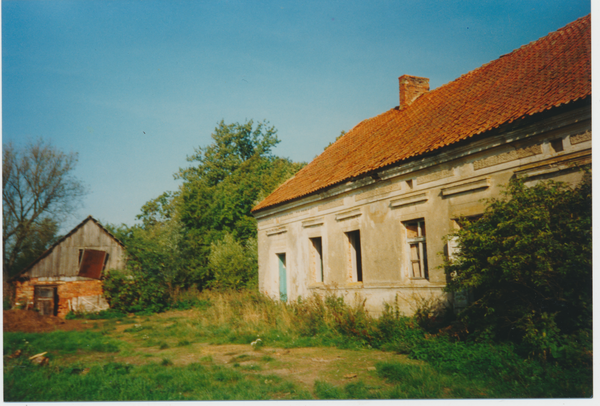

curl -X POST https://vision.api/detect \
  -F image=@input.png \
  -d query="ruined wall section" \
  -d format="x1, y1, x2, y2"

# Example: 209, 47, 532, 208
14, 278, 109, 318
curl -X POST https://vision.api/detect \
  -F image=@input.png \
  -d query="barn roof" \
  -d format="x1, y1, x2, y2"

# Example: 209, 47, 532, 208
252, 15, 591, 213
12, 215, 124, 279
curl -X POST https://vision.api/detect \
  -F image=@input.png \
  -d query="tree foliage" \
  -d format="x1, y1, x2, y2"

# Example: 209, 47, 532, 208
208, 232, 258, 291
103, 120, 304, 310
175, 120, 304, 284
2, 138, 86, 279
323, 130, 346, 151
103, 195, 184, 314
444, 174, 592, 357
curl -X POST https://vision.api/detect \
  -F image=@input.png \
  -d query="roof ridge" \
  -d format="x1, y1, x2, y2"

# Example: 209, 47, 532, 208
11, 215, 125, 279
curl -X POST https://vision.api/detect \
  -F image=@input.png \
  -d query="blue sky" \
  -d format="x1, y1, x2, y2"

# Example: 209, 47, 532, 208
2, 0, 591, 230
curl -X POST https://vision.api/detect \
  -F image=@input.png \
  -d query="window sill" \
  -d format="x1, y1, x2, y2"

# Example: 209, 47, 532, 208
346, 282, 364, 288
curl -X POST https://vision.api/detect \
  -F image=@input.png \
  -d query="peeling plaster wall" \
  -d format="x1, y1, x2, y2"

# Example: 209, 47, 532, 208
256, 110, 591, 316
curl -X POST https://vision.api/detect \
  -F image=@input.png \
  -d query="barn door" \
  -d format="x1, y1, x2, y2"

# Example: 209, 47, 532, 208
35, 286, 58, 316
277, 253, 287, 302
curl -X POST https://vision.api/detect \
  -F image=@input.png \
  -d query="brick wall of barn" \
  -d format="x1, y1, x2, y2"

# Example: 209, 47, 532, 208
14, 278, 109, 318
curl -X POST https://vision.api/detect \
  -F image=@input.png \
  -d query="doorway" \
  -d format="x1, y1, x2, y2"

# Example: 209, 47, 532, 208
277, 253, 287, 302
34, 286, 58, 316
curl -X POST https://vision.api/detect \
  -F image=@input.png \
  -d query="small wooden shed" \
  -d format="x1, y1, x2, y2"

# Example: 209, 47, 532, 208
12, 216, 125, 317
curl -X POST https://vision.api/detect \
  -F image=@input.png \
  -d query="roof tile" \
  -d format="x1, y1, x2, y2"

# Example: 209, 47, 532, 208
253, 15, 591, 213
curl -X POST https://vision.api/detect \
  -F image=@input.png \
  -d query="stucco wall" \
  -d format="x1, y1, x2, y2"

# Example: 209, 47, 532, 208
256, 113, 591, 316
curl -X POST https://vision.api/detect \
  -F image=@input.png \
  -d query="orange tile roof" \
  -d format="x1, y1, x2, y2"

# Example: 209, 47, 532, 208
253, 15, 591, 213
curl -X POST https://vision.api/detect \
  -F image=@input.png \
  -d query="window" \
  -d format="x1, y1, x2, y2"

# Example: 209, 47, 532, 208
550, 138, 564, 153
453, 215, 482, 231
78, 249, 108, 279
346, 230, 363, 282
34, 286, 58, 316
404, 219, 428, 279
309, 237, 324, 283
449, 216, 481, 312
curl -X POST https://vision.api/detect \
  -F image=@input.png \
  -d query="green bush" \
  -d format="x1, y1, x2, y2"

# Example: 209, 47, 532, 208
103, 269, 170, 314
444, 175, 592, 359
207, 233, 258, 290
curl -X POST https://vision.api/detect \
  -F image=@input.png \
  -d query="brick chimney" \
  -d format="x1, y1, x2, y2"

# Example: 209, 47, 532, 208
399, 75, 429, 109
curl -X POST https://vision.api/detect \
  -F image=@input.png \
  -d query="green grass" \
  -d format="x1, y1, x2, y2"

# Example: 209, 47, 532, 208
4, 360, 311, 401
4, 330, 121, 356
3, 289, 592, 400
126, 289, 592, 398
65, 309, 127, 320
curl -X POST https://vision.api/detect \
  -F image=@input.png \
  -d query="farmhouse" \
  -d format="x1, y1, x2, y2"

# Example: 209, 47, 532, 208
251, 15, 591, 315
12, 216, 125, 317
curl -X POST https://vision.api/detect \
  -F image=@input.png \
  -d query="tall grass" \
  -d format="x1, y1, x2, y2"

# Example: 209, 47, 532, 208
192, 289, 375, 349
188, 289, 592, 398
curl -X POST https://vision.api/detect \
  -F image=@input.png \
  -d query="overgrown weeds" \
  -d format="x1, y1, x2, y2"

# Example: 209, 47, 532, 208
4, 288, 592, 399
187, 289, 591, 398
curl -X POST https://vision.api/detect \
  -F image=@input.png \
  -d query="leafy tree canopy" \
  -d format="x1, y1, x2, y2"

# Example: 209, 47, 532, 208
105, 120, 304, 307
175, 120, 304, 280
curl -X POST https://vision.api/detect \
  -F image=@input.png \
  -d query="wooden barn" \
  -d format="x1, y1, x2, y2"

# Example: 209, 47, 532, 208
12, 216, 125, 317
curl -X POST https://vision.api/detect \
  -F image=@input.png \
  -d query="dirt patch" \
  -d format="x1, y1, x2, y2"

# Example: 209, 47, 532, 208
3, 309, 95, 333
113, 342, 416, 392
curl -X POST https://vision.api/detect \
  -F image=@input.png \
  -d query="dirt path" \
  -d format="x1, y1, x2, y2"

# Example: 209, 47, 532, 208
3, 309, 94, 333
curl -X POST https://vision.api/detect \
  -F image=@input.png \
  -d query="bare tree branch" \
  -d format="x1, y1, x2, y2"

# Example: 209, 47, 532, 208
2, 138, 87, 279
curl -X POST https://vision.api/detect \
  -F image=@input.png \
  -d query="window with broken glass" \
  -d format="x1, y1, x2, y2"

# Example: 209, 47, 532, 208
404, 219, 428, 279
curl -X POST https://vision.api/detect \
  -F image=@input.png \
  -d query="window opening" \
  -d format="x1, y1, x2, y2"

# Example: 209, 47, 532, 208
449, 217, 481, 313
78, 249, 108, 279
454, 214, 483, 229
102, 253, 110, 272
346, 230, 363, 282
405, 220, 428, 278
309, 237, 324, 283
34, 286, 58, 316
550, 138, 564, 153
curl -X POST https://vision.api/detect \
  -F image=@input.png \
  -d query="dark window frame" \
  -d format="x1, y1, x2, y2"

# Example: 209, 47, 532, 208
346, 230, 363, 282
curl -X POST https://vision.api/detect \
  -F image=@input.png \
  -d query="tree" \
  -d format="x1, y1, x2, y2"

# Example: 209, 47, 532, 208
444, 174, 592, 357
175, 120, 304, 287
3, 138, 86, 279
323, 130, 346, 151
106, 192, 193, 298
102, 120, 305, 308
8, 218, 60, 278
